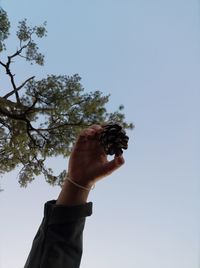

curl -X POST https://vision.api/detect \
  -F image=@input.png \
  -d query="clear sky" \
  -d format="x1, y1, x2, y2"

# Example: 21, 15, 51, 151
0, 1, 200, 268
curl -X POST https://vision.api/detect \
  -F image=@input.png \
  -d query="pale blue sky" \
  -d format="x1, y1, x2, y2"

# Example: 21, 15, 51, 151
0, 1, 200, 268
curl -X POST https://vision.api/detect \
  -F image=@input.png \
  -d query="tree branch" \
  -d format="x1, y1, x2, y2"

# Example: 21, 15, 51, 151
0, 103, 57, 149
24, 97, 38, 114
3, 76, 35, 99
28, 124, 49, 143
26, 122, 39, 148
0, 43, 30, 103
35, 121, 88, 132
0, 56, 20, 103
9, 43, 29, 59
0, 61, 6, 68
0, 118, 11, 132
0, 106, 26, 121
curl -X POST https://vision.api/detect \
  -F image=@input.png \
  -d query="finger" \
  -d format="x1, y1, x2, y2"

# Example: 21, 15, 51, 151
84, 126, 103, 139
89, 125, 103, 137
90, 124, 102, 131
102, 155, 125, 175
79, 128, 95, 137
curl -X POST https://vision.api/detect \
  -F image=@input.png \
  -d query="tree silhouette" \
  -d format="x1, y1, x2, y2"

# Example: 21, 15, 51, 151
0, 8, 133, 187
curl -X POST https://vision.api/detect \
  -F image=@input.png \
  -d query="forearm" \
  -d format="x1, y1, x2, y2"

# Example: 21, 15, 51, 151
24, 200, 92, 268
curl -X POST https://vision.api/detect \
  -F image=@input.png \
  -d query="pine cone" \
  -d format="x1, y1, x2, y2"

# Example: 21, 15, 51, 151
99, 123, 129, 156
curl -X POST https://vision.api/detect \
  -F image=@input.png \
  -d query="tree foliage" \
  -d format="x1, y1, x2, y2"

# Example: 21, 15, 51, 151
0, 8, 133, 187
0, 8, 10, 52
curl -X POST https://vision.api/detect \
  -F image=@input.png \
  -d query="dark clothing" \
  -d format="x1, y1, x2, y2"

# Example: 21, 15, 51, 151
24, 200, 93, 268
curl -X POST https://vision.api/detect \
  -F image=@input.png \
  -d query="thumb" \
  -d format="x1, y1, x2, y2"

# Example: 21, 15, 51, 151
102, 155, 125, 176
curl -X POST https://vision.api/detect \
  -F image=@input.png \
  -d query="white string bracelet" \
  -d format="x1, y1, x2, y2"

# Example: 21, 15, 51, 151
66, 176, 95, 191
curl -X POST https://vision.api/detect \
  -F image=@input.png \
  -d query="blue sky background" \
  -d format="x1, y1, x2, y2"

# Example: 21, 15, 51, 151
0, 1, 200, 267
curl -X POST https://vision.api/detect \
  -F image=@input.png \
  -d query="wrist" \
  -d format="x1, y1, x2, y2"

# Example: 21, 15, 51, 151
56, 178, 91, 206
67, 172, 95, 189
66, 176, 95, 191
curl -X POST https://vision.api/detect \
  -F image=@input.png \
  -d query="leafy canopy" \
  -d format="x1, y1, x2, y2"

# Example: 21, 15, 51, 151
0, 8, 133, 187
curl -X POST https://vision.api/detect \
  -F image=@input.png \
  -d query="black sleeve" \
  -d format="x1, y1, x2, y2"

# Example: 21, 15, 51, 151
24, 200, 93, 268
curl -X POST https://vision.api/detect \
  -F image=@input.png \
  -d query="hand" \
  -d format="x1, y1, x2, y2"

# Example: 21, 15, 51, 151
68, 124, 125, 188
56, 124, 125, 205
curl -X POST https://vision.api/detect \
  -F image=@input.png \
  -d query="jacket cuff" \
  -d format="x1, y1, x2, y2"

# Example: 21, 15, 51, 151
44, 200, 93, 225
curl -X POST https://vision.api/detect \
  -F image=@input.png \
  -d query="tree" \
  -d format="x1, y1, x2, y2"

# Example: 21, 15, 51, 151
0, 8, 133, 188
